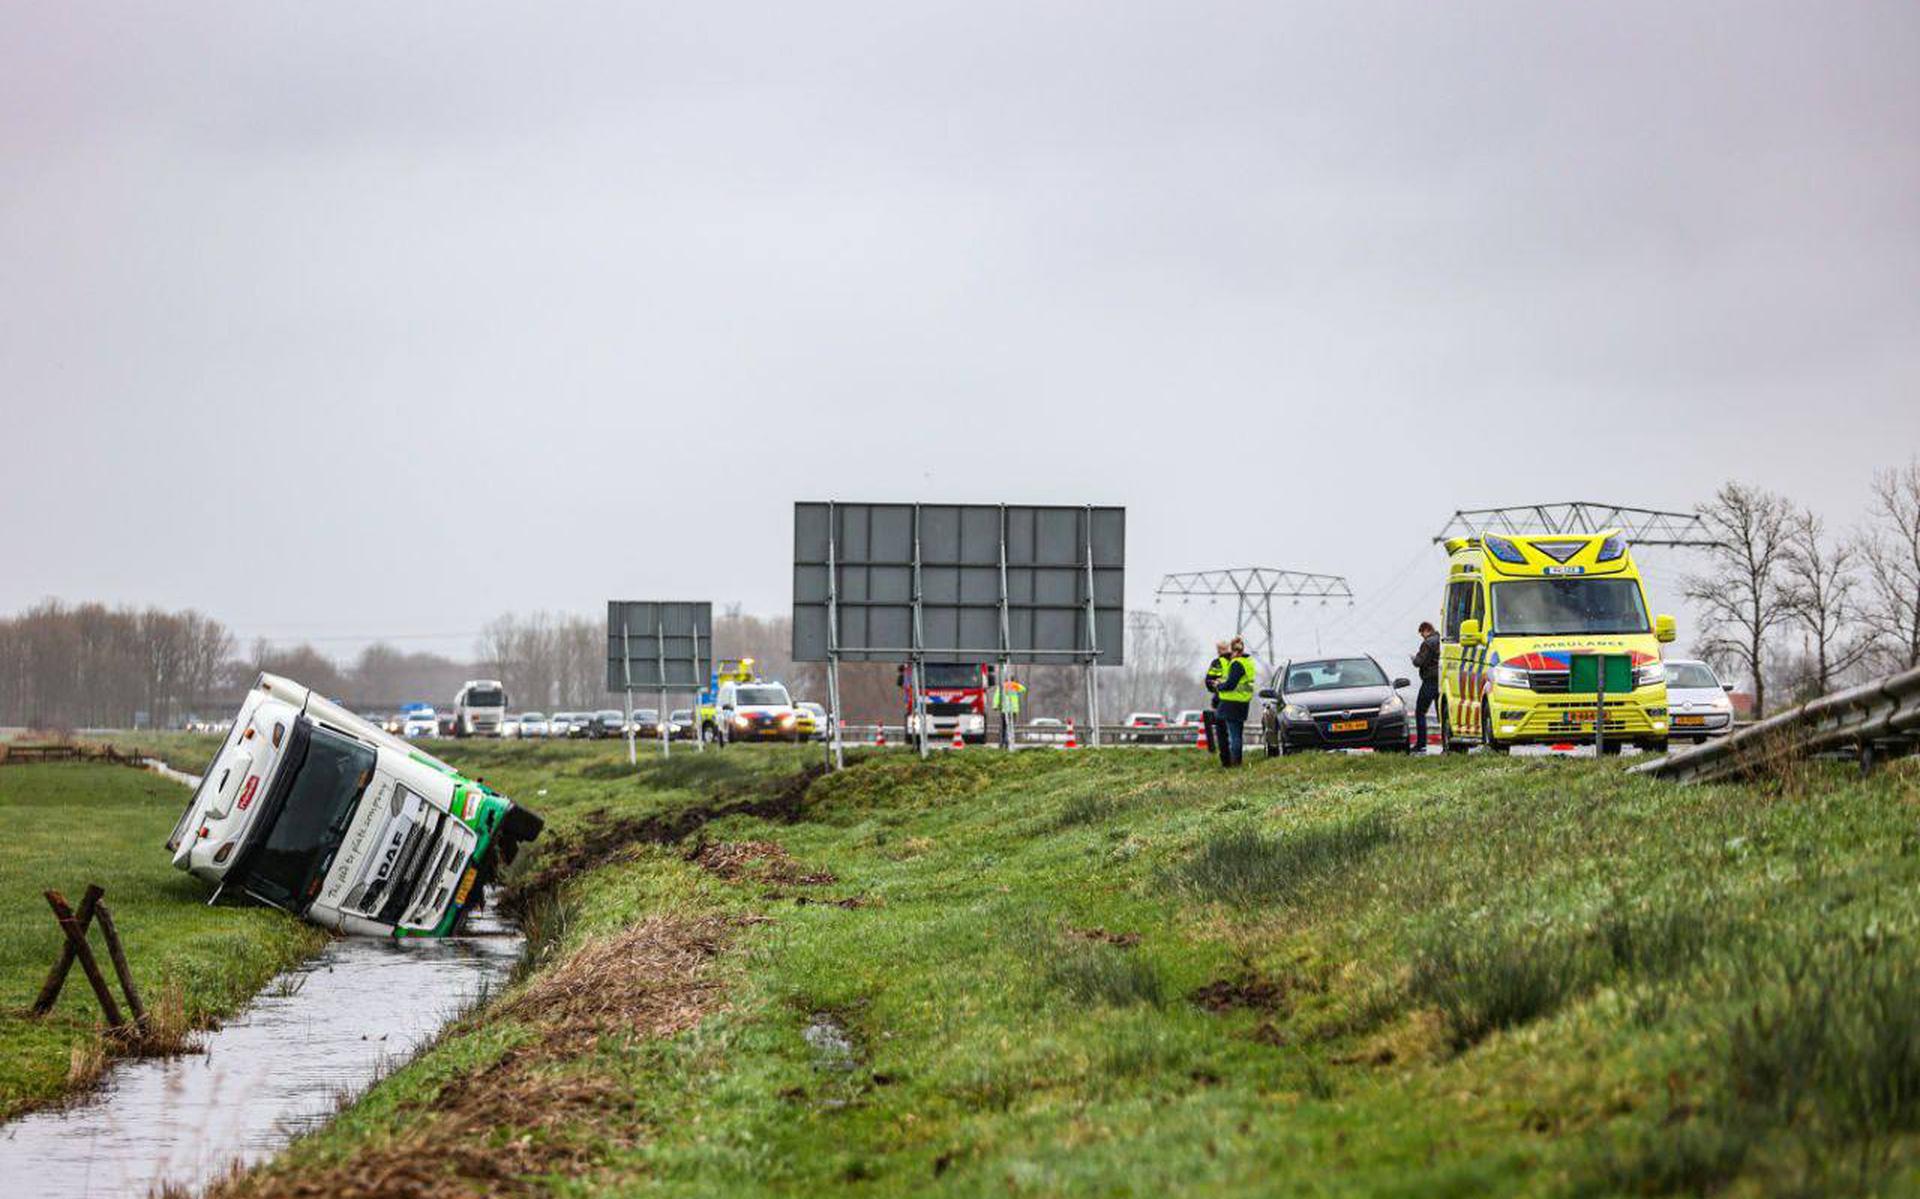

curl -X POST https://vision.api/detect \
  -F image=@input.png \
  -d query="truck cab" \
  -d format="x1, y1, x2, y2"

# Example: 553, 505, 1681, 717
1437, 530, 1676, 754
899, 662, 992, 744
451, 679, 508, 737
166, 674, 543, 937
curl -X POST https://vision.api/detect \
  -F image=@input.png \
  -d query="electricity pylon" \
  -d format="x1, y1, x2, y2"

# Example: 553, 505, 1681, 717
1153, 569, 1353, 668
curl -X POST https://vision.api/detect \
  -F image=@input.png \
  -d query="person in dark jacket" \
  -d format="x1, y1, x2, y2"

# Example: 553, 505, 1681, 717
1202, 639, 1229, 758
1412, 621, 1441, 752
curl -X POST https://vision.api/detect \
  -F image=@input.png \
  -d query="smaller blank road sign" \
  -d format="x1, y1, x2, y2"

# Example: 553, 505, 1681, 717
606, 601, 713, 691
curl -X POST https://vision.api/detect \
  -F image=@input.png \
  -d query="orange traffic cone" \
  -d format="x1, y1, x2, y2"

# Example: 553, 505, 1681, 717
1196, 721, 1210, 752
951, 728, 965, 750
1065, 720, 1079, 749
875, 726, 887, 747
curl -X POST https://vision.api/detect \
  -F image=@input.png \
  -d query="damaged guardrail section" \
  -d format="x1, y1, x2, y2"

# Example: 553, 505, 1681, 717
1633, 664, 1920, 784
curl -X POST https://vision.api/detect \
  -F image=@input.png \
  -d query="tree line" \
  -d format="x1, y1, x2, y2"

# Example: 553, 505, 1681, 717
1685, 458, 1920, 716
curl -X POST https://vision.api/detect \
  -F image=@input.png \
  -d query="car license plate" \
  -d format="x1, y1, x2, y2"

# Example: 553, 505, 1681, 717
453, 866, 478, 906
1329, 719, 1368, 733
1675, 715, 1705, 727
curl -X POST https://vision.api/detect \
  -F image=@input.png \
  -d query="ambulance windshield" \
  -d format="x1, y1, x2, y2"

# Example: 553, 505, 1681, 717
1491, 579, 1650, 636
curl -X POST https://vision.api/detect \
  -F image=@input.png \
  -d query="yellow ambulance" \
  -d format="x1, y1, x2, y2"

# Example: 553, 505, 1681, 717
1436, 530, 1676, 754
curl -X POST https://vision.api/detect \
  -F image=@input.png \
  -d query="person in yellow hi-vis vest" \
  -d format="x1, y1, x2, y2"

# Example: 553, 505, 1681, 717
988, 675, 1027, 749
1209, 636, 1258, 767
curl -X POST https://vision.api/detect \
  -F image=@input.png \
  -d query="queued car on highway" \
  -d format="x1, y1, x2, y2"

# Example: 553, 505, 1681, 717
1663, 659, 1737, 742
797, 702, 831, 741
627, 709, 664, 738
401, 707, 439, 739
548, 712, 579, 738
516, 712, 550, 738
582, 710, 627, 739
668, 709, 696, 740
1122, 712, 1174, 744
1260, 656, 1412, 755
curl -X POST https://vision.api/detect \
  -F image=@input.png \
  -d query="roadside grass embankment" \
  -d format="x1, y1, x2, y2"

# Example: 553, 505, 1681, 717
0, 761, 327, 1119
191, 743, 1920, 1195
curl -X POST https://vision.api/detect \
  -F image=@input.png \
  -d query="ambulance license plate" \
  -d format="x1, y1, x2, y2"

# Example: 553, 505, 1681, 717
1329, 719, 1368, 733
1562, 710, 1596, 723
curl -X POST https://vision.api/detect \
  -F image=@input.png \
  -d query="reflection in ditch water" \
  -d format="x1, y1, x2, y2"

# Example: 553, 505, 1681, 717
0, 905, 522, 1199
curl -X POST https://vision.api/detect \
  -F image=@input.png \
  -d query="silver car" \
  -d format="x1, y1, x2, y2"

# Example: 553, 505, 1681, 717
1664, 658, 1736, 741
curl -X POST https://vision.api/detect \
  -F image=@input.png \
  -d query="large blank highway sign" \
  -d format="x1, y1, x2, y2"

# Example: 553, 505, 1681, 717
792, 503, 1124, 664
606, 601, 713, 690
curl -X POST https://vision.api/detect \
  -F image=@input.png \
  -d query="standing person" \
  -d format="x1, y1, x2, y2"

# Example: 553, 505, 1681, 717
1211, 636, 1258, 767
1412, 621, 1441, 753
1202, 639, 1229, 760
988, 673, 1026, 749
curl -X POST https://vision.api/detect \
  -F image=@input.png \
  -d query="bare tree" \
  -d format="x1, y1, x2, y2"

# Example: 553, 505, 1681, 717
1779, 507, 1869, 698
1685, 482, 1791, 716
1859, 458, 1920, 672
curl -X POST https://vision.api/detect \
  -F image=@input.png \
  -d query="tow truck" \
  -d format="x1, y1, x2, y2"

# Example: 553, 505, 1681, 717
697, 658, 817, 744
166, 673, 543, 937
898, 662, 993, 745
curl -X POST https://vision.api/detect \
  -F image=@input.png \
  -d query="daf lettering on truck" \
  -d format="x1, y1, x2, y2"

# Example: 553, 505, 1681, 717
166, 673, 544, 937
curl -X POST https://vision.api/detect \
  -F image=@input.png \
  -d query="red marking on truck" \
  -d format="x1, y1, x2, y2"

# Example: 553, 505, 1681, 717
236, 775, 260, 811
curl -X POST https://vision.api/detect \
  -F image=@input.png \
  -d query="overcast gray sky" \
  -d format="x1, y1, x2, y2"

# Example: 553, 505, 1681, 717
4, 1, 1916, 668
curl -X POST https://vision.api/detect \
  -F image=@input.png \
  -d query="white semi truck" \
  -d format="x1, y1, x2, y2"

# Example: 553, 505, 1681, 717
451, 679, 508, 737
166, 673, 543, 938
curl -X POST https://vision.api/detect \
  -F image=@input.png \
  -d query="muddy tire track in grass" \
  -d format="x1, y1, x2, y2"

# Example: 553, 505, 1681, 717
502, 761, 830, 918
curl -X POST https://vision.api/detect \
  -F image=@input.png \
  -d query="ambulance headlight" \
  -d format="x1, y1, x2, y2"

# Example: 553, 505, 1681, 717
1491, 665, 1529, 689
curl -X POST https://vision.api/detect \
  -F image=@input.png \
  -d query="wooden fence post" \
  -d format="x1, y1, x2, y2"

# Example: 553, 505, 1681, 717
32, 884, 104, 1015
44, 889, 125, 1030
94, 902, 146, 1029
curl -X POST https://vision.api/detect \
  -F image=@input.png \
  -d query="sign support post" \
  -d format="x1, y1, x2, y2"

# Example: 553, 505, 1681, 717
621, 617, 636, 767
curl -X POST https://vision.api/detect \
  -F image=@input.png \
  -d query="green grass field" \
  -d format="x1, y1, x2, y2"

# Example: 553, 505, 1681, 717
0, 762, 327, 1119
171, 739, 1920, 1198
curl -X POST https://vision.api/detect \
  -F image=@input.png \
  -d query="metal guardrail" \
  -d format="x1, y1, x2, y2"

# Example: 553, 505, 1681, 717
1632, 665, 1920, 783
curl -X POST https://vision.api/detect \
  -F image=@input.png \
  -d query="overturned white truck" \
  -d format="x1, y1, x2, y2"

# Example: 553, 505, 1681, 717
167, 673, 543, 937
